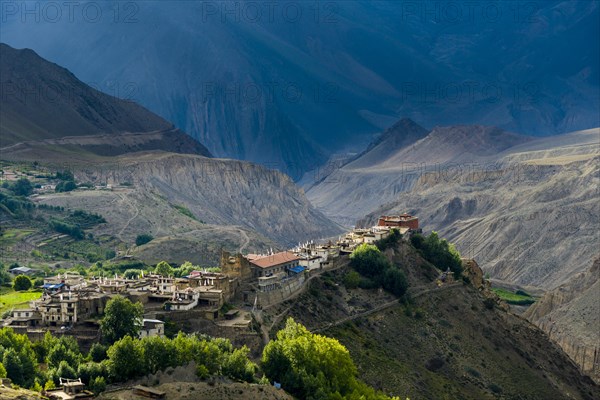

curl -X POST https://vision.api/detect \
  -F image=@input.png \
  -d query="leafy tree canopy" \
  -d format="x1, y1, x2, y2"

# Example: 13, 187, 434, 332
154, 261, 173, 277
13, 274, 32, 291
100, 296, 144, 344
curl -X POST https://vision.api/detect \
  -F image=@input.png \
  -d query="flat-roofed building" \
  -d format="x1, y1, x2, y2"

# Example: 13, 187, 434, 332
249, 251, 301, 277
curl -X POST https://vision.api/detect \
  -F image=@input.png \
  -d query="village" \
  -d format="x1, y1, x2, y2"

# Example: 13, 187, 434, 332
1, 214, 421, 346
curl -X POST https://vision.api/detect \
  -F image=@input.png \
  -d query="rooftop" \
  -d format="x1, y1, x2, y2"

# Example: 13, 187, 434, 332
249, 251, 301, 269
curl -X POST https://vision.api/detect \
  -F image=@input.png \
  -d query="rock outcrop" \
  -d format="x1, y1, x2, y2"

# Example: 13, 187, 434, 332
523, 258, 600, 383
71, 152, 343, 247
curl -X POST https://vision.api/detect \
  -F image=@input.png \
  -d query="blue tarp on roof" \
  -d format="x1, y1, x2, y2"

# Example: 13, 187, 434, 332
42, 283, 65, 290
289, 266, 305, 274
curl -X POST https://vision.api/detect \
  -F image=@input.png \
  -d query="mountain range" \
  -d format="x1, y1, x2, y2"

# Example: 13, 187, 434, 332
2, 1, 598, 177
0, 43, 343, 256
308, 120, 599, 290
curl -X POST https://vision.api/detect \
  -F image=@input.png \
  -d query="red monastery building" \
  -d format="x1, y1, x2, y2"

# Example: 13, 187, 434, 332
377, 214, 419, 230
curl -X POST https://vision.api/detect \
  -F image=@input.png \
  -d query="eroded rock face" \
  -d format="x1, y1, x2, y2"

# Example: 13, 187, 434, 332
524, 258, 600, 383
462, 258, 485, 290
74, 153, 344, 247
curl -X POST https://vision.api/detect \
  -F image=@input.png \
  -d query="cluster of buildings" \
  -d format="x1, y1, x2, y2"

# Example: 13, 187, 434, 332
4, 268, 239, 338
3, 213, 420, 337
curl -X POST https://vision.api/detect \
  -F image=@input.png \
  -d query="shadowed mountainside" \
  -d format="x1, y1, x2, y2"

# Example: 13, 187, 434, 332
2, 1, 598, 176
0, 43, 211, 157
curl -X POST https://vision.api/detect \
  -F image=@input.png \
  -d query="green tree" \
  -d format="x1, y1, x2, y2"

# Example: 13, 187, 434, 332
0, 362, 6, 378
77, 361, 108, 384
382, 268, 408, 297
350, 243, 390, 278
0, 263, 11, 285
139, 336, 177, 375
154, 261, 173, 277
135, 234, 154, 246
9, 178, 33, 196
2, 348, 24, 385
89, 376, 107, 394
88, 343, 108, 362
414, 232, 463, 277
47, 337, 81, 369
55, 360, 77, 380
262, 318, 362, 399
123, 269, 142, 279
106, 335, 143, 380
12, 274, 32, 291
100, 296, 144, 344
222, 346, 256, 382
55, 180, 77, 193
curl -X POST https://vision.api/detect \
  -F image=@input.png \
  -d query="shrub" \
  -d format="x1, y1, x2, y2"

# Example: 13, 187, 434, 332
343, 271, 361, 289
382, 268, 408, 297
89, 376, 106, 394
55, 181, 77, 193
8, 178, 33, 197
135, 234, 154, 246
350, 244, 390, 278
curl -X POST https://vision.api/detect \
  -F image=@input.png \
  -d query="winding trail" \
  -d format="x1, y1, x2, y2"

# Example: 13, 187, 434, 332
117, 192, 140, 240
311, 282, 462, 333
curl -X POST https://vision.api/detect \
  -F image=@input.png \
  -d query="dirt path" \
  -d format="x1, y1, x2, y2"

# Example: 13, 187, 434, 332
117, 192, 140, 241
237, 228, 250, 253
311, 282, 462, 333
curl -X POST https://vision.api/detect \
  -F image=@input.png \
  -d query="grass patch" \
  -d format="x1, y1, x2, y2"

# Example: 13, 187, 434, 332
0, 228, 35, 246
173, 204, 199, 221
491, 288, 536, 305
0, 288, 42, 314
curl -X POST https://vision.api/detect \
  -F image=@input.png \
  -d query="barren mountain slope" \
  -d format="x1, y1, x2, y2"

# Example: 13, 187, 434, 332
309, 125, 599, 289
523, 258, 600, 383
32, 152, 343, 248
3, 2, 598, 176
0, 43, 211, 157
264, 241, 600, 400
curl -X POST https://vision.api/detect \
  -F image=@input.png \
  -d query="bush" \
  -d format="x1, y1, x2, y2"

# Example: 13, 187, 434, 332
483, 298, 496, 310
13, 275, 32, 291
135, 234, 154, 246
89, 376, 106, 394
48, 219, 84, 240
376, 228, 402, 250
382, 268, 408, 297
55, 181, 77, 193
343, 271, 361, 289
411, 232, 462, 277
8, 178, 33, 197
349, 244, 390, 278
89, 343, 108, 362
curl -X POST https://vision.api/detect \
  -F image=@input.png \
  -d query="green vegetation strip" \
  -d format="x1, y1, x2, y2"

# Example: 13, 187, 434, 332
0, 289, 42, 313
491, 288, 536, 305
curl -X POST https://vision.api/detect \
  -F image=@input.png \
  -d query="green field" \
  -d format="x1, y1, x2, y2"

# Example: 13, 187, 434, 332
491, 288, 536, 305
0, 288, 42, 314
0, 228, 35, 246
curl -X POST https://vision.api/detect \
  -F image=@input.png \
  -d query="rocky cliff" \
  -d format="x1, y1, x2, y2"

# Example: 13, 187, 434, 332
310, 125, 599, 290
71, 152, 343, 247
523, 258, 600, 383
